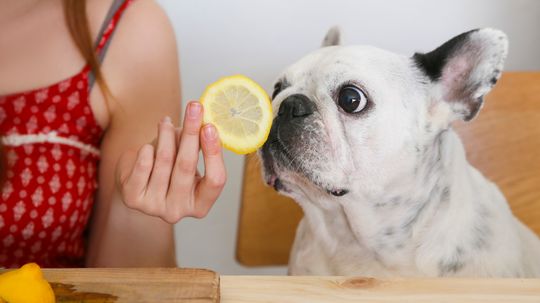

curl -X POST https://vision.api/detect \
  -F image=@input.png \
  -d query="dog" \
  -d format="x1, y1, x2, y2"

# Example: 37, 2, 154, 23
259, 27, 540, 277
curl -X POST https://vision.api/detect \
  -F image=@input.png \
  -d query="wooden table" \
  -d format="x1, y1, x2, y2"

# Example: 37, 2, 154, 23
221, 276, 540, 303
28, 268, 540, 302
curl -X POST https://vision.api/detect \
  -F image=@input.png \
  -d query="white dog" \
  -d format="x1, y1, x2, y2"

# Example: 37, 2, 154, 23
259, 27, 540, 277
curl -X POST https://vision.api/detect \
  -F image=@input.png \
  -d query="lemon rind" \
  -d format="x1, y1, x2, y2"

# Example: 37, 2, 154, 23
200, 75, 273, 155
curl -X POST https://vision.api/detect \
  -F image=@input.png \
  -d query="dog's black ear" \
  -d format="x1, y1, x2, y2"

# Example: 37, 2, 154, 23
413, 28, 508, 121
322, 26, 342, 47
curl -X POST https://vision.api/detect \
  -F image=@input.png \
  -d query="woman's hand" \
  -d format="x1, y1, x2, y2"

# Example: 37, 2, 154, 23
116, 101, 227, 223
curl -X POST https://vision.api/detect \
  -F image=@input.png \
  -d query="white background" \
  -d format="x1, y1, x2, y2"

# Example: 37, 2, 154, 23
156, 0, 540, 275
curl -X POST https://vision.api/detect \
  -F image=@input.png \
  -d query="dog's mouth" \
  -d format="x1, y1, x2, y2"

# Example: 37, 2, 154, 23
266, 174, 286, 192
260, 143, 291, 193
267, 173, 349, 197
261, 138, 349, 197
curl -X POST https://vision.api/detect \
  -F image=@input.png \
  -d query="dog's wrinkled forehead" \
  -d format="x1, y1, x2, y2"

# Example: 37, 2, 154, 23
273, 45, 416, 104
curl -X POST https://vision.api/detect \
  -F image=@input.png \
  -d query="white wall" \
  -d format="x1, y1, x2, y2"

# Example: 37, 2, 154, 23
156, 0, 540, 275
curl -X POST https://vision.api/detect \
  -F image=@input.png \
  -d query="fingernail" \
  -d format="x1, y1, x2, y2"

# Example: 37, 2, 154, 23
162, 116, 172, 124
204, 124, 217, 141
188, 102, 201, 119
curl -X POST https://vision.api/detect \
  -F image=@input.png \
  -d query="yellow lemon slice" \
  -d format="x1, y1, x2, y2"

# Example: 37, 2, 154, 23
200, 75, 273, 154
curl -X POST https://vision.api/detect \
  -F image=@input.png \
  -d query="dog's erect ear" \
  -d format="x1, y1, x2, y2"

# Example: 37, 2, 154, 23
413, 28, 508, 121
321, 26, 342, 47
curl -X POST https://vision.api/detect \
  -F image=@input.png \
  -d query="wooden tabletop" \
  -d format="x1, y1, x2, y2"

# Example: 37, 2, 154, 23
221, 275, 540, 303
6, 268, 539, 302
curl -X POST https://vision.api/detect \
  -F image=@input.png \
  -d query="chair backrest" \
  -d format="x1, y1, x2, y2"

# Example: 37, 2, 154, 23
236, 72, 540, 266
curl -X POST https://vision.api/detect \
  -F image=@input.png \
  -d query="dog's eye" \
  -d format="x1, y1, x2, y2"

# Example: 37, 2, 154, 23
338, 85, 368, 114
272, 82, 282, 100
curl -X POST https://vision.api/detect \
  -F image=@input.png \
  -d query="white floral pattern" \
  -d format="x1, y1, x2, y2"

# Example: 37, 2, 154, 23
0, 0, 132, 268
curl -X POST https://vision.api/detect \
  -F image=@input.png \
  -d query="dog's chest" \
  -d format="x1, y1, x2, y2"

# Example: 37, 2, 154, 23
293, 202, 421, 276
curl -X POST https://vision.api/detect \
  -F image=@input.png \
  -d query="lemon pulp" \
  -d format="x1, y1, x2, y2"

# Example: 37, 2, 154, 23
200, 75, 272, 154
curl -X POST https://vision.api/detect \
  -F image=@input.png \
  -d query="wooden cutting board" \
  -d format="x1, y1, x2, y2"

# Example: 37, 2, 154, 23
42, 268, 220, 303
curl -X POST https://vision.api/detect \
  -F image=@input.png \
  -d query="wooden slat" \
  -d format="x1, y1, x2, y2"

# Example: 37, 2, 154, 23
236, 153, 302, 266
221, 276, 540, 303
42, 268, 220, 303
454, 72, 540, 235
236, 72, 540, 266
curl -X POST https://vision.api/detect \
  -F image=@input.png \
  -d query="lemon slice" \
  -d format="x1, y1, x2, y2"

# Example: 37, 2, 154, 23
200, 75, 273, 154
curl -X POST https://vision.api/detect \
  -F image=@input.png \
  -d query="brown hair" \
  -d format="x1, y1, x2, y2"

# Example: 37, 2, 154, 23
1, 1, 110, 187
63, 0, 111, 99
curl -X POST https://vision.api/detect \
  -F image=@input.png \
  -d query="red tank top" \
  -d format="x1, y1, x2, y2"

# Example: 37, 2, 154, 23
0, 0, 132, 268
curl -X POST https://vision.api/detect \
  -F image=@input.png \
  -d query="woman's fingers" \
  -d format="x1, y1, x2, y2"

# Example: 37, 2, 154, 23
192, 123, 226, 218
174, 127, 182, 146
118, 144, 154, 209
146, 117, 177, 201
170, 102, 203, 194
119, 104, 227, 223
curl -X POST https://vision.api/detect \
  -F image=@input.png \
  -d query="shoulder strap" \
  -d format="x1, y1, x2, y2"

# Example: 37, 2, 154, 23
88, 0, 133, 90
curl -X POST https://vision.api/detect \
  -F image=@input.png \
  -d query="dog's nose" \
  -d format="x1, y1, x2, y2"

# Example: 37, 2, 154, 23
278, 94, 315, 119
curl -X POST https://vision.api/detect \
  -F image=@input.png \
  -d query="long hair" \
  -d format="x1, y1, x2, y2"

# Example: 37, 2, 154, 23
1, 1, 110, 187
62, 0, 111, 99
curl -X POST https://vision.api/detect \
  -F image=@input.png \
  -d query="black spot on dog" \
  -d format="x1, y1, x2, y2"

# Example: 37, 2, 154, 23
439, 260, 465, 275
440, 186, 450, 203
384, 227, 395, 236
472, 208, 493, 250
401, 181, 445, 232
401, 201, 428, 231
374, 201, 387, 208
490, 70, 501, 86
477, 204, 491, 218
374, 197, 403, 209
390, 197, 402, 207
425, 123, 433, 133
438, 247, 466, 276
420, 131, 446, 184
473, 233, 489, 250
463, 96, 484, 122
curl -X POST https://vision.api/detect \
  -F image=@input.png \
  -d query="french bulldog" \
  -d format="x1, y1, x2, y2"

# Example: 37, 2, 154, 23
260, 27, 540, 277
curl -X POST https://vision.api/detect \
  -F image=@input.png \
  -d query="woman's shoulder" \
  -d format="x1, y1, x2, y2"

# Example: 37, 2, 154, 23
87, 0, 176, 53
86, 0, 180, 116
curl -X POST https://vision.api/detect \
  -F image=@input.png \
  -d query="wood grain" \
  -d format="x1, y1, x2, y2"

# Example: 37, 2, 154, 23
453, 72, 540, 235
42, 268, 220, 303
221, 276, 540, 303
236, 153, 303, 266
236, 72, 540, 266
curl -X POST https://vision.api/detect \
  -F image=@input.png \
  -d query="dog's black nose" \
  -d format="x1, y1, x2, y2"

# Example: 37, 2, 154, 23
278, 94, 315, 119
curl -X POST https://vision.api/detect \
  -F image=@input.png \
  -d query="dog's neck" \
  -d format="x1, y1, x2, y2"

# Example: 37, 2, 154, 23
296, 128, 486, 273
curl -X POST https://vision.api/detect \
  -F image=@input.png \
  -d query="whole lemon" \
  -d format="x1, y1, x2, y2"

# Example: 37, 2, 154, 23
0, 263, 55, 303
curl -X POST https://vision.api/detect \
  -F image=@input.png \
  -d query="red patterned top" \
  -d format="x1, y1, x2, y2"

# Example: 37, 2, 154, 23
0, 0, 132, 268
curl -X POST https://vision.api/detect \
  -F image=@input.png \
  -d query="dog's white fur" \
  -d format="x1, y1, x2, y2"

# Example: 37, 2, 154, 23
262, 28, 540, 277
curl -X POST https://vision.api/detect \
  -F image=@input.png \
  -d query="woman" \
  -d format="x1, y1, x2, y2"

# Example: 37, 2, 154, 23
0, 0, 226, 268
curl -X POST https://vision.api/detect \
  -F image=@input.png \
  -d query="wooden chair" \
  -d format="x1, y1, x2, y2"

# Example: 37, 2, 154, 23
236, 72, 540, 266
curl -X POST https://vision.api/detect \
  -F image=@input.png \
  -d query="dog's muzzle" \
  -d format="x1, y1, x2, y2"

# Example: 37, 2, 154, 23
260, 94, 349, 197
